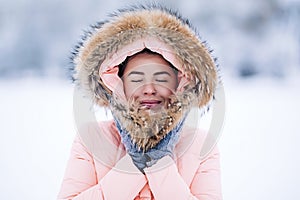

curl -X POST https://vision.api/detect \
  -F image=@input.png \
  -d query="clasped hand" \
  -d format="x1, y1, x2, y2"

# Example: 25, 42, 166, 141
115, 117, 185, 173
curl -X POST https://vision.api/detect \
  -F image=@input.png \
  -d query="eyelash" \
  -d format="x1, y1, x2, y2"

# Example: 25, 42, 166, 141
155, 79, 168, 82
131, 79, 143, 82
130, 79, 168, 83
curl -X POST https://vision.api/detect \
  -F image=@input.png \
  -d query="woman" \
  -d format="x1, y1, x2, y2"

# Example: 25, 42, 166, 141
58, 4, 222, 200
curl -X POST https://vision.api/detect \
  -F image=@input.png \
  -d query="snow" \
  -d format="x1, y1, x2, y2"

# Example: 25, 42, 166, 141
219, 76, 300, 199
0, 76, 299, 199
0, 0, 299, 198
0, 78, 75, 200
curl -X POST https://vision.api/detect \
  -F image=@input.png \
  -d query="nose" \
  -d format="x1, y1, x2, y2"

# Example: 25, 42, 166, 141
142, 83, 156, 95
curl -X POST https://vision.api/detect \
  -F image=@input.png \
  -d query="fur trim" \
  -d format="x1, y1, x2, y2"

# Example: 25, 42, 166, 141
110, 86, 197, 151
71, 4, 219, 108
70, 4, 221, 150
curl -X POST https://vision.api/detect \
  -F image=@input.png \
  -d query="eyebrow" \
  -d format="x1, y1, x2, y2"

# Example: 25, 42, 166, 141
127, 71, 171, 77
127, 71, 144, 77
153, 71, 171, 76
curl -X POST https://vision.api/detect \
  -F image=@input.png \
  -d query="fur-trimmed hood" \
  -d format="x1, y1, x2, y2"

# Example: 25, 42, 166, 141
71, 4, 220, 151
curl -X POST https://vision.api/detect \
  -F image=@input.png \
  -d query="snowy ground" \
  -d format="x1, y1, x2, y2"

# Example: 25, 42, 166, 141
220, 75, 300, 200
0, 75, 299, 200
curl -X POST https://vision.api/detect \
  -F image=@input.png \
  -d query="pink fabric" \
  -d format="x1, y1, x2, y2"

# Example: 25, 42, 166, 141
99, 37, 191, 101
57, 120, 222, 200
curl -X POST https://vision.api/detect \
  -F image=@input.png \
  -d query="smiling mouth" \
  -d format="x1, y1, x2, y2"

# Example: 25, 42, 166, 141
140, 100, 162, 108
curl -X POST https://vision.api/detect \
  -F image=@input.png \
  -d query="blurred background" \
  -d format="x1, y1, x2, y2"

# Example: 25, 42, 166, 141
0, 0, 299, 199
1, 0, 299, 78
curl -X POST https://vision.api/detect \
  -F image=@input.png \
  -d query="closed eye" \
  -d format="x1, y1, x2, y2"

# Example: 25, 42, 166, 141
127, 71, 144, 83
131, 79, 143, 82
154, 71, 171, 83
155, 79, 168, 82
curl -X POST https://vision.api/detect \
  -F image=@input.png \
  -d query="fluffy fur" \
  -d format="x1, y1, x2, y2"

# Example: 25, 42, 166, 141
110, 87, 197, 151
70, 4, 220, 150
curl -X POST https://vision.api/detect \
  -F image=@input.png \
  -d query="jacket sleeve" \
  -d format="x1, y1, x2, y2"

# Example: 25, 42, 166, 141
144, 146, 222, 200
57, 135, 147, 200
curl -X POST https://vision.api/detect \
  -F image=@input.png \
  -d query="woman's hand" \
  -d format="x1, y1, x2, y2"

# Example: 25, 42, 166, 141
115, 117, 185, 173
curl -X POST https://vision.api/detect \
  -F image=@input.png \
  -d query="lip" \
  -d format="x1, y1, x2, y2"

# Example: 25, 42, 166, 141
140, 100, 162, 108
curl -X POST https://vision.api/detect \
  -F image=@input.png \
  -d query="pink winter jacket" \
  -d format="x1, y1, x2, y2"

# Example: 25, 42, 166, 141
57, 120, 222, 200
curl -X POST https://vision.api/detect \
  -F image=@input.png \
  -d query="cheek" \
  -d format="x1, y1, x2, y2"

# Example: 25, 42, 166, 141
124, 84, 132, 99
156, 86, 175, 97
123, 82, 140, 99
157, 80, 178, 97
159, 79, 177, 94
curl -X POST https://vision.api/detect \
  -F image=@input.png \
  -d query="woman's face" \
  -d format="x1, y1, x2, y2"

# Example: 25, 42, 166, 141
122, 53, 178, 109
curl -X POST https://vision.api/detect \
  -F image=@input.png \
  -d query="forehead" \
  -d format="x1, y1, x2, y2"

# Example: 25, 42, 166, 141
124, 53, 173, 73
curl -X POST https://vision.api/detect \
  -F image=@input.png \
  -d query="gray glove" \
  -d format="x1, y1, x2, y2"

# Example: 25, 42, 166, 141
114, 117, 185, 173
